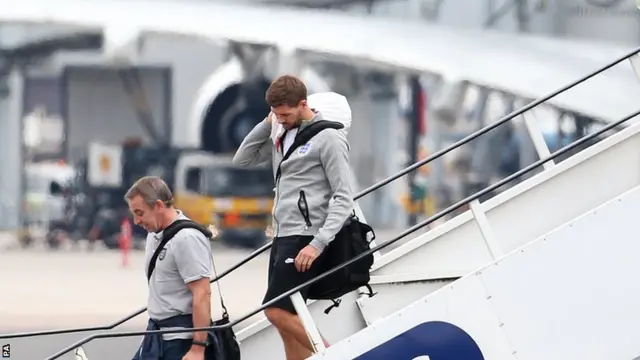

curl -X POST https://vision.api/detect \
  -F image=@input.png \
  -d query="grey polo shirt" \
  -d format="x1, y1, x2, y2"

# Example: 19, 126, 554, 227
144, 211, 213, 340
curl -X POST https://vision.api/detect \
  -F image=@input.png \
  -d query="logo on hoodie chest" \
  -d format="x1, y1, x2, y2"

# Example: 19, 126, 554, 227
298, 141, 312, 156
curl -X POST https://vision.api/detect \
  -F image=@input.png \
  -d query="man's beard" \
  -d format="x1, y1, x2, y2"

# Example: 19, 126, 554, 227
284, 120, 301, 130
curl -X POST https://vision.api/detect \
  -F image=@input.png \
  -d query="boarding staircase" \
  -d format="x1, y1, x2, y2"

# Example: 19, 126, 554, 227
3, 46, 640, 360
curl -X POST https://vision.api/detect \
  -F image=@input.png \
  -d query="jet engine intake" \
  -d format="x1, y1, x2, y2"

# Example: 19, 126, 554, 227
189, 56, 331, 154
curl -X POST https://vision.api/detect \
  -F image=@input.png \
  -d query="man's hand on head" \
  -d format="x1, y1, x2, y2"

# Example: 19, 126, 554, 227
264, 112, 275, 125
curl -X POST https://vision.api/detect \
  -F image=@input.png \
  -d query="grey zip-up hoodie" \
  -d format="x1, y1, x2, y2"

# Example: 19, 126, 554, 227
232, 112, 353, 252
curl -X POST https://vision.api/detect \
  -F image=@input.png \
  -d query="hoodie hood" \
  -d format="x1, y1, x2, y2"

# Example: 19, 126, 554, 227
308, 91, 351, 134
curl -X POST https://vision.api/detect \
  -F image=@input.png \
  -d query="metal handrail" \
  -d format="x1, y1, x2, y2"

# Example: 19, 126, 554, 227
0, 241, 272, 339
45, 107, 640, 360
2, 44, 639, 342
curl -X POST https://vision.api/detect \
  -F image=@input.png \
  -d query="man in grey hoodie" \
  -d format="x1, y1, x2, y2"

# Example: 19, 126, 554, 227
232, 75, 353, 359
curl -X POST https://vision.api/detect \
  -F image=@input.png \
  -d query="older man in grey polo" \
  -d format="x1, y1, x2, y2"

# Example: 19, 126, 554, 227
126, 176, 215, 360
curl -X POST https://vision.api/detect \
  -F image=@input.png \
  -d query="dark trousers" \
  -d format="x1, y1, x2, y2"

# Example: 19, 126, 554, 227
143, 339, 191, 360
262, 235, 327, 314
131, 314, 219, 360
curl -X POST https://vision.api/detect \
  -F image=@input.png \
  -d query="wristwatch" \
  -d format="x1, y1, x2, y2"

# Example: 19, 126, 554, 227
192, 340, 209, 348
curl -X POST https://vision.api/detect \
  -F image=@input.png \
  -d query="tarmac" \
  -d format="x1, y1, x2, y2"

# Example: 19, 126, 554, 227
0, 228, 423, 360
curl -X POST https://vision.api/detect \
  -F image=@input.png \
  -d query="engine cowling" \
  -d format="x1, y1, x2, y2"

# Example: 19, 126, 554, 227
188, 57, 331, 153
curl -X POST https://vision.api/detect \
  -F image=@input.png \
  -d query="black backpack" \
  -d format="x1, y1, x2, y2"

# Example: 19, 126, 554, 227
148, 219, 241, 360
307, 212, 377, 313
276, 120, 378, 314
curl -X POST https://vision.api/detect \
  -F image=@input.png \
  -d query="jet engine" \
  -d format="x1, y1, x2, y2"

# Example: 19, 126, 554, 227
188, 56, 332, 153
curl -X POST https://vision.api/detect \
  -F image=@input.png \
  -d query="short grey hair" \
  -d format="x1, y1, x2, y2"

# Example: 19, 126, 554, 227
124, 176, 174, 207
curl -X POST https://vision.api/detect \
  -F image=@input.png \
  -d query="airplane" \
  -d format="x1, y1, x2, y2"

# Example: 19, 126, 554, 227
2, 0, 638, 211
1, 0, 639, 132
0, 2, 637, 248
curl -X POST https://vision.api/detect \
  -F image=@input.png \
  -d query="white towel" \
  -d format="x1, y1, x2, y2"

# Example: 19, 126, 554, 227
269, 91, 352, 143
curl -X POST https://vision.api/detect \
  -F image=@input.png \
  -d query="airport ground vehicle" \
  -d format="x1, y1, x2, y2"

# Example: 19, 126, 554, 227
173, 152, 274, 249
76, 141, 273, 249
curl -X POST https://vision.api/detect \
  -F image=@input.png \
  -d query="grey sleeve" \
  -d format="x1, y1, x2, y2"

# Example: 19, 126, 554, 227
310, 130, 354, 251
232, 120, 273, 167
172, 230, 213, 284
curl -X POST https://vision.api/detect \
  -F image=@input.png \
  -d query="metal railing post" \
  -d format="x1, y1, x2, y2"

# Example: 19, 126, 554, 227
290, 292, 326, 353
628, 53, 640, 84
468, 199, 502, 260
522, 110, 555, 170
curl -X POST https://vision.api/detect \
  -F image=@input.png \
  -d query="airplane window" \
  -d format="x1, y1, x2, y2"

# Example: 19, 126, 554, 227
49, 181, 63, 196
185, 168, 201, 192
201, 167, 274, 197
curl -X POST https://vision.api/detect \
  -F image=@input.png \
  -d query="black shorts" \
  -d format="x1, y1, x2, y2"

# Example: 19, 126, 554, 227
262, 235, 326, 314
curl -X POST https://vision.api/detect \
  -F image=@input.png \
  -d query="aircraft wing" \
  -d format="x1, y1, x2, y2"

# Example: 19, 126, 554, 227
1, 0, 638, 124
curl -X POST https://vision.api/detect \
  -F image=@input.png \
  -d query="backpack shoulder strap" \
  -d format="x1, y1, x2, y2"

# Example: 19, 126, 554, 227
275, 120, 344, 181
147, 219, 212, 281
